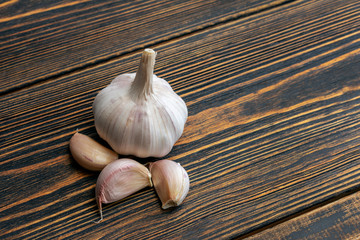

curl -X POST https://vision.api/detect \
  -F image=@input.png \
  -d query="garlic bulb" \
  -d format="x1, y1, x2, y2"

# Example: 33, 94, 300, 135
149, 159, 190, 209
93, 49, 188, 158
69, 132, 118, 171
95, 158, 152, 221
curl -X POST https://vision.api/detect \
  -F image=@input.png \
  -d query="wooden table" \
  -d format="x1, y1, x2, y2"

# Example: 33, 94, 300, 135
1, 0, 360, 239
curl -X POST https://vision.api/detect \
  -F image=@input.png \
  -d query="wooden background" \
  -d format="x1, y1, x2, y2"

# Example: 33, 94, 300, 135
1, 0, 360, 239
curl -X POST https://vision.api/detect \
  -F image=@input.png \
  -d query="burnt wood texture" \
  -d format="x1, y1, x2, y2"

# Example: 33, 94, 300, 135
1, 0, 360, 239
0, 0, 288, 94
244, 191, 360, 239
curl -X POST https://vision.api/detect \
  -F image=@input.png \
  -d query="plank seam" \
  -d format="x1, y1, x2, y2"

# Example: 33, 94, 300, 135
234, 186, 360, 239
0, 0, 296, 97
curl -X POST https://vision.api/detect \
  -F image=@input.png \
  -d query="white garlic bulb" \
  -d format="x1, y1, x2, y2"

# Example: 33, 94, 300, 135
93, 49, 188, 158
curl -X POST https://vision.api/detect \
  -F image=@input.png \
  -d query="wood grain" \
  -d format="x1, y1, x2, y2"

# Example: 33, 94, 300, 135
243, 191, 360, 239
0, 0, 289, 94
1, 0, 360, 239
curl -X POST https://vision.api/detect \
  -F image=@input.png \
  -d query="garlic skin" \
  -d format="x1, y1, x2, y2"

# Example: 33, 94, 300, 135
95, 158, 152, 221
69, 132, 118, 171
93, 49, 188, 158
149, 159, 190, 209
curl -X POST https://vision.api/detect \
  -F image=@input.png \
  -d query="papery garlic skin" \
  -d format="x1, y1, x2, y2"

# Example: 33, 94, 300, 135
149, 159, 190, 209
93, 49, 188, 158
96, 158, 152, 221
69, 132, 118, 171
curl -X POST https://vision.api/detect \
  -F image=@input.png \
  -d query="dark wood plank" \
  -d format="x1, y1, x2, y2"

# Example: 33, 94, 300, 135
243, 191, 360, 239
0, 0, 288, 94
1, 0, 360, 239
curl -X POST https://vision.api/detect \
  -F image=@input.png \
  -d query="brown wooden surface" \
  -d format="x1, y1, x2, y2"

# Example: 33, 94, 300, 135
243, 191, 360, 239
0, 0, 288, 94
1, 0, 360, 239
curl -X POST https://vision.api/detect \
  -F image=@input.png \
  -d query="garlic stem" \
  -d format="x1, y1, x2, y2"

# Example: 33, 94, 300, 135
130, 49, 156, 101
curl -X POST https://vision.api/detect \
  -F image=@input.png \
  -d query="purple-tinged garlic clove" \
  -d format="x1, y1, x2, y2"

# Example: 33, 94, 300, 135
149, 159, 190, 209
95, 158, 152, 222
69, 132, 118, 171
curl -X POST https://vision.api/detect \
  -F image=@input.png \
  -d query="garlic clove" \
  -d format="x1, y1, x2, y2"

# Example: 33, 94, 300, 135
149, 160, 190, 209
92, 49, 188, 158
95, 158, 152, 221
69, 132, 118, 171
